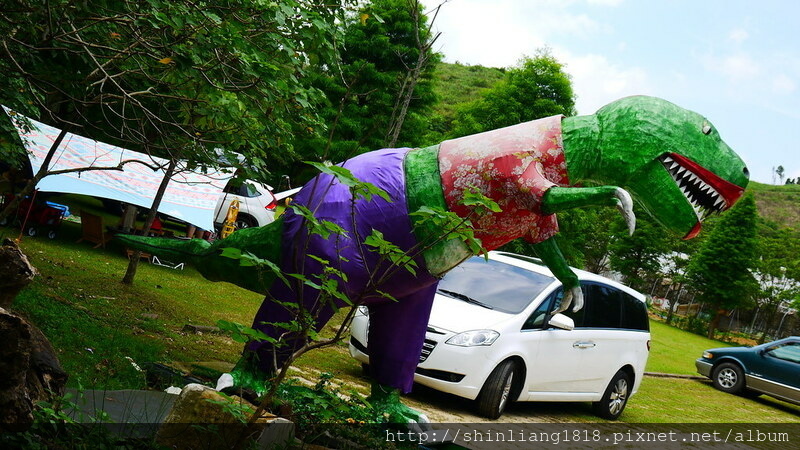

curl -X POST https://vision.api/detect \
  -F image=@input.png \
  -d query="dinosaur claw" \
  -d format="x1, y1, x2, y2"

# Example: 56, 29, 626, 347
215, 372, 235, 391
407, 414, 432, 434
615, 187, 636, 235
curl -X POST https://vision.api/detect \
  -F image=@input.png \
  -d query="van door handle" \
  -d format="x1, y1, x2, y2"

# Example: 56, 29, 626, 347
573, 341, 596, 349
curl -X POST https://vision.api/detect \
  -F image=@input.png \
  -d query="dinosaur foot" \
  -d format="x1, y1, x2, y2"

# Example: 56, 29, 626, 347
368, 383, 431, 433
215, 354, 271, 404
554, 285, 584, 314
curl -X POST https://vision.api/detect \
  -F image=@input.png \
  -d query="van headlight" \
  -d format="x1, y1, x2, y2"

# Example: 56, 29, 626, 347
446, 330, 500, 347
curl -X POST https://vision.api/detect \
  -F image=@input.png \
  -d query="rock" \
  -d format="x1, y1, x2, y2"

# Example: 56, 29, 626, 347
156, 384, 293, 449
0, 238, 38, 309
0, 307, 67, 432
181, 324, 221, 334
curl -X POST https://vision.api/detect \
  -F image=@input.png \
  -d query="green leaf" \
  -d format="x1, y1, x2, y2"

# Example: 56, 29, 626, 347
462, 187, 502, 213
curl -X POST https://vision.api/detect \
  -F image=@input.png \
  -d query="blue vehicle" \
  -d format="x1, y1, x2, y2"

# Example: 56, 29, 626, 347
695, 337, 800, 405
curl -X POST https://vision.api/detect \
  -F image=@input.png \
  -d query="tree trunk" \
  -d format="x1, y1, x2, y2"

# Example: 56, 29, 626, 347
0, 239, 38, 309
665, 299, 676, 326
384, 0, 440, 148
708, 310, 724, 340
0, 239, 67, 432
758, 305, 780, 344
122, 157, 178, 285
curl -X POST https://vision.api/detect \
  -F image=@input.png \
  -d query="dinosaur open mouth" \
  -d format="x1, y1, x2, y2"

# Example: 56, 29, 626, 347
659, 153, 745, 238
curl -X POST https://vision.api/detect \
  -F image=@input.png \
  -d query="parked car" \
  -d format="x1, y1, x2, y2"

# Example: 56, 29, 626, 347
349, 251, 651, 420
695, 337, 800, 405
213, 180, 277, 230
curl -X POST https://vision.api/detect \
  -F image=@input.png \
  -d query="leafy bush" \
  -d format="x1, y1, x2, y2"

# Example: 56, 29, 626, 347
0, 392, 158, 450
275, 373, 407, 448
674, 315, 709, 337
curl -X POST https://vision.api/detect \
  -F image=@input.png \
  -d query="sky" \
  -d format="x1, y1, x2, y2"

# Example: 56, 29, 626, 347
423, 0, 800, 184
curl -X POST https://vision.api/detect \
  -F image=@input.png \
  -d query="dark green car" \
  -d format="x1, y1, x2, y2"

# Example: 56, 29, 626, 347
696, 337, 800, 405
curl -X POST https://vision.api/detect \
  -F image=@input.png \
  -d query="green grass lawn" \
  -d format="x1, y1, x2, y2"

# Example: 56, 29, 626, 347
3, 197, 799, 422
645, 319, 733, 375
4, 194, 263, 389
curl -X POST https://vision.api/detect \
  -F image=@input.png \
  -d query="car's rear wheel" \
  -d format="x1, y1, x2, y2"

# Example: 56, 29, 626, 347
712, 362, 745, 394
592, 369, 631, 420
476, 360, 517, 420
235, 214, 257, 230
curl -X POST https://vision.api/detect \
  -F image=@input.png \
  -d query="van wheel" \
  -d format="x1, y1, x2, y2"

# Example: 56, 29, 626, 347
235, 215, 256, 229
476, 360, 517, 420
712, 362, 745, 394
593, 369, 630, 420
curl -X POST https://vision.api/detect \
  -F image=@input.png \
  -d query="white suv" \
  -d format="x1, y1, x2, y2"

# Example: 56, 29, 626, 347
213, 180, 277, 230
349, 251, 650, 420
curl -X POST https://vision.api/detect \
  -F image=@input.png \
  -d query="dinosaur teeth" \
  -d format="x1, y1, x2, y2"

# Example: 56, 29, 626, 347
660, 153, 727, 221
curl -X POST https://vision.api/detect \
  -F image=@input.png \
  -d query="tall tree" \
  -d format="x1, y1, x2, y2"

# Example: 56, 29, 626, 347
450, 50, 575, 138
687, 194, 760, 339
608, 211, 674, 291
752, 227, 800, 341
285, 0, 440, 182
0, 0, 344, 281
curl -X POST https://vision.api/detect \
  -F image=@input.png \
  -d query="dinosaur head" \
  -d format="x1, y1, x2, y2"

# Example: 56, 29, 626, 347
591, 96, 749, 239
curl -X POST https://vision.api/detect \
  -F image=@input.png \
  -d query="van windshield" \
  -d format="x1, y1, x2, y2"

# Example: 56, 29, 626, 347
437, 256, 556, 314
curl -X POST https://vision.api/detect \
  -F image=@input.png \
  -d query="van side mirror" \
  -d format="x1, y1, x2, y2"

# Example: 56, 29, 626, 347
548, 313, 575, 331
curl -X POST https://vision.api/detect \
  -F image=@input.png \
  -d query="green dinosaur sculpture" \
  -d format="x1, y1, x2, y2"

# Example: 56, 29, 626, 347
118, 96, 748, 426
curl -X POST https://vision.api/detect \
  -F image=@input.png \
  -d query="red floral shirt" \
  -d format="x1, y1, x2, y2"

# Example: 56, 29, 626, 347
438, 115, 569, 250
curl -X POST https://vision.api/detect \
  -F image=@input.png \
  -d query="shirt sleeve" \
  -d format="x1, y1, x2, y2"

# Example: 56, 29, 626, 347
518, 163, 560, 244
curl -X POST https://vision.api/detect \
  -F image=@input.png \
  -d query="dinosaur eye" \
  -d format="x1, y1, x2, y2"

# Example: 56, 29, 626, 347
702, 122, 712, 135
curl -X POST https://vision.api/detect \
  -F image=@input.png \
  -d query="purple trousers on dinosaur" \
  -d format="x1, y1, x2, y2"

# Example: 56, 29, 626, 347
246, 148, 439, 393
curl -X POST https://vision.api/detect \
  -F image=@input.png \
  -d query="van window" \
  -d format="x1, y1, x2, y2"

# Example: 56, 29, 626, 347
555, 282, 648, 331
522, 290, 558, 330
621, 291, 650, 331
224, 181, 262, 198
583, 283, 622, 328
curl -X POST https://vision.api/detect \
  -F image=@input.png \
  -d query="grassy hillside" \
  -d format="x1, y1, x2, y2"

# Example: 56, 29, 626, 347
748, 181, 800, 230
430, 62, 505, 119
423, 62, 505, 144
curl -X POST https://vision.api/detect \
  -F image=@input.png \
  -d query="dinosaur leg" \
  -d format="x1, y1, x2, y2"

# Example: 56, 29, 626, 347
533, 237, 583, 313
533, 186, 635, 313
365, 281, 438, 428
218, 285, 340, 398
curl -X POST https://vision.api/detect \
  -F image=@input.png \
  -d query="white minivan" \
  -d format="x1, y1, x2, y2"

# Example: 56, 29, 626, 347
349, 251, 651, 420
213, 180, 278, 230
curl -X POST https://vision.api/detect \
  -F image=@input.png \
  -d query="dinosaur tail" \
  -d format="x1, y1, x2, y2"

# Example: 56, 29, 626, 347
115, 234, 212, 265
115, 218, 285, 295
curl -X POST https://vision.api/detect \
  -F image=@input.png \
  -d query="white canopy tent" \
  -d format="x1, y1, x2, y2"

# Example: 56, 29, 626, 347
6, 109, 234, 230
